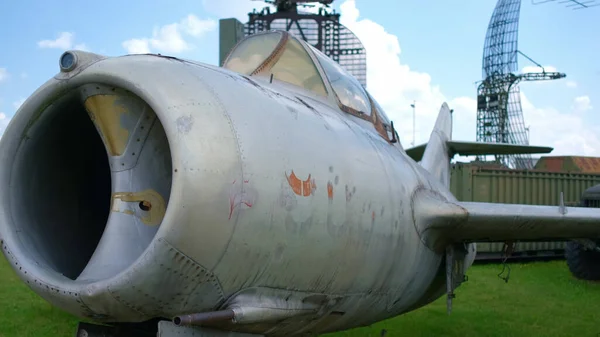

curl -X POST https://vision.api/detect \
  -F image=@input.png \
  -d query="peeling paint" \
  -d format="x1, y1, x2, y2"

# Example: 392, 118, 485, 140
176, 115, 194, 134
286, 170, 317, 197
229, 180, 258, 220
111, 189, 166, 226
84, 95, 130, 156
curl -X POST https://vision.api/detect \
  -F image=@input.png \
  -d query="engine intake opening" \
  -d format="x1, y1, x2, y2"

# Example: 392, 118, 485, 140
9, 85, 172, 282
11, 91, 111, 280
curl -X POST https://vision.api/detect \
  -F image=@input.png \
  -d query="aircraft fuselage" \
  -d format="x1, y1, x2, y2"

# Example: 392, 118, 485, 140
0, 51, 475, 336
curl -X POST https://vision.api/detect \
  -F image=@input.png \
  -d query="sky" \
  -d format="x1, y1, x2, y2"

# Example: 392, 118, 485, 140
0, 0, 598, 159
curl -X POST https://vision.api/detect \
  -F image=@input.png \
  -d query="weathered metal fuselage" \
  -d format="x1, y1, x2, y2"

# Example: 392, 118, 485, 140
0, 52, 474, 336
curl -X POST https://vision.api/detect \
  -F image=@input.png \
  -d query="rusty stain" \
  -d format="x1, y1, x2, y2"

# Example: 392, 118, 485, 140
536, 156, 600, 173
573, 156, 600, 173
327, 181, 334, 200
286, 170, 316, 197
111, 189, 166, 226
84, 95, 130, 156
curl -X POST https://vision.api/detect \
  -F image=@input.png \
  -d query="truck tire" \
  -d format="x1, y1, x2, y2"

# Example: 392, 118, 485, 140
565, 241, 600, 281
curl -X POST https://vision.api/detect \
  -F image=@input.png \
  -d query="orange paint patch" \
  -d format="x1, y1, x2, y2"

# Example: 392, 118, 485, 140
327, 181, 334, 199
286, 170, 317, 197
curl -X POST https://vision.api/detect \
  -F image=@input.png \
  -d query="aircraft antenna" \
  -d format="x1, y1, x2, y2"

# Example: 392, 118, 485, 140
244, 0, 367, 87
475, 0, 569, 169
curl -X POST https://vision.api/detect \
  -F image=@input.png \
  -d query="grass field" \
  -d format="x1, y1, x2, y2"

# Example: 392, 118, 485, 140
1, 256, 600, 337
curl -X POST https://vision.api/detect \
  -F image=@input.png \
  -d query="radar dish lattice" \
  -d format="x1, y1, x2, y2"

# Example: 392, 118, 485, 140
476, 0, 533, 169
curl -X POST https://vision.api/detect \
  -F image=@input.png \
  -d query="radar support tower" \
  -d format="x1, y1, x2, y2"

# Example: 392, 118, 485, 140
476, 0, 566, 169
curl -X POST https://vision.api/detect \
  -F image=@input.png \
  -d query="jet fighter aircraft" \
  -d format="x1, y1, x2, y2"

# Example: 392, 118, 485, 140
1, 30, 599, 337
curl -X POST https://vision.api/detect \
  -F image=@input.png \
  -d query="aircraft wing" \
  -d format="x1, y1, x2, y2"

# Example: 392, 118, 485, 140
405, 141, 553, 163
414, 190, 600, 252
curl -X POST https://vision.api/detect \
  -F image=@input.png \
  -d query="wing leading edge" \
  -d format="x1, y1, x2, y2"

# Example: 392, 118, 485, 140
405, 141, 553, 163
413, 188, 600, 253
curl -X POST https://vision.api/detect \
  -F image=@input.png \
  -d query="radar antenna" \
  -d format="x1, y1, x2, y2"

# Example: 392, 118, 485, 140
475, 0, 566, 169
254, 0, 334, 11
531, 0, 600, 9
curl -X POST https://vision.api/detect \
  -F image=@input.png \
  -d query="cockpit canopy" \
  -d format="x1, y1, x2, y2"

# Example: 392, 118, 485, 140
222, 30, 398, 145
223, 31, 328, 97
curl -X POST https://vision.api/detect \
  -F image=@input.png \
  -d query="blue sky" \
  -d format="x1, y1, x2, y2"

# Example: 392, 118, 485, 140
0, 0, 597, 155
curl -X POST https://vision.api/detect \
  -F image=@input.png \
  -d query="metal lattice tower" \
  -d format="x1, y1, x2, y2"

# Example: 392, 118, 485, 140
476, 0, 566, 169
244, 0, 367, 87
532, 0, 600, 9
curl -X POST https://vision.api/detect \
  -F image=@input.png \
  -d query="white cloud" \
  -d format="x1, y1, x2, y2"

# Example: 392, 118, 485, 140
38, 32, 73, 49
297, 3, 329, 14
0, 112, 10, 139
573, 95, 592, 113
13, 98, 25, 111
566, 80, 577, 88
522, 65, 558, 74
20, 72, 28, 79
37, 32, 89, 51
337, 0, 597, 159
338, 0, 475, 147
122, 14, 216, 55
520, 65, 565, 86
0, 68, 8, 82
182, 14, 217, 37
74, 43, 90, 51
122, 39, 152, 54
522, 92, 600, 156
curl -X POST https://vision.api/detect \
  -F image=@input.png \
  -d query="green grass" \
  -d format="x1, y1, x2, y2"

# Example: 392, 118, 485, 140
1, 256, 600, 337
0, 256, 77, 337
